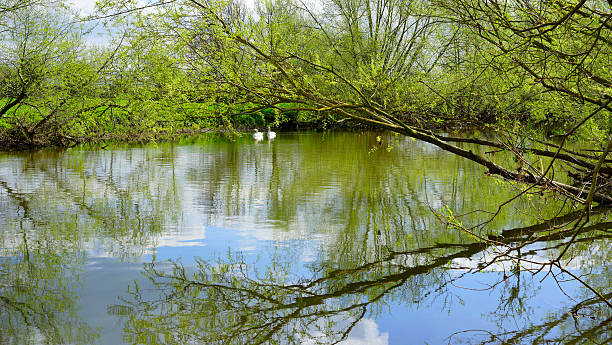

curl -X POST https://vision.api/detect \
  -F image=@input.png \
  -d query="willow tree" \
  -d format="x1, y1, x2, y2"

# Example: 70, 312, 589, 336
0, 1, 127, 147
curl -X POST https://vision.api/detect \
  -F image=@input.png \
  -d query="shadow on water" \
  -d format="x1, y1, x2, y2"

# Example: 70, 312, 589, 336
0, 132, 610, 344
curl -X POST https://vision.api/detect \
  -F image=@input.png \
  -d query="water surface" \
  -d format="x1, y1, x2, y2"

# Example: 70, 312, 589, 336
0, 132, 609, 344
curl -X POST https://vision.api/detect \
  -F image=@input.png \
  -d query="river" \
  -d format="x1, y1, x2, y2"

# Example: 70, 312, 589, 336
0, 131, 609, 344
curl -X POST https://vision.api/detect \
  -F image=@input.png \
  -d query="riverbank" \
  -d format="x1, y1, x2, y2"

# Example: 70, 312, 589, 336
0, 108, 492, 152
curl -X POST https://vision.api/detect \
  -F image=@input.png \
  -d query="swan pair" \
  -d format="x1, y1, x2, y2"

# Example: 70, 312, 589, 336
253, 127, 276, 141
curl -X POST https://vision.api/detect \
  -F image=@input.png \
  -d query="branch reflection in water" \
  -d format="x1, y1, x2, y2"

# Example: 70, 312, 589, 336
112, 206, 611, 345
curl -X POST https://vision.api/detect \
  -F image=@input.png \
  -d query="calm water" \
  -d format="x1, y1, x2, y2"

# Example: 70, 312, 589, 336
0, 132, 609, 344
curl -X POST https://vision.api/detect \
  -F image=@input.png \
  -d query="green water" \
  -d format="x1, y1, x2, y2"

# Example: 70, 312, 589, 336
0, 132, 609, 344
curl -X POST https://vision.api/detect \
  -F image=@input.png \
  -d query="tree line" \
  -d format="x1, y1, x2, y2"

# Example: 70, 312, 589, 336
1, 0, 609, 143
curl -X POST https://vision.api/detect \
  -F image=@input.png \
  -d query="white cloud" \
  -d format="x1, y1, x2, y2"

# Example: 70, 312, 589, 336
69, 0, 98, 14
338, 319, 389, 345
300, 318, 389, 345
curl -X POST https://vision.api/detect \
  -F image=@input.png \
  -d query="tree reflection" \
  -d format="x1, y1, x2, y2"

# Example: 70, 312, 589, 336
448, 292, 611, 344
0, 145, 183, 260
0, 144, 185, 343
0, 253, 98, 344
113, 208, 612, 344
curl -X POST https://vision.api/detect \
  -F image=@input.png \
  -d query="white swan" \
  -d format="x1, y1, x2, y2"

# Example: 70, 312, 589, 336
253, 129, 264, 141
266, 126, 276, 140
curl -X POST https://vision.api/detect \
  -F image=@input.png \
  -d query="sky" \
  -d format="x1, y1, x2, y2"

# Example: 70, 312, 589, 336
68, 0, 261, 14
69, 0, 98, 14
67, 0, 318, 16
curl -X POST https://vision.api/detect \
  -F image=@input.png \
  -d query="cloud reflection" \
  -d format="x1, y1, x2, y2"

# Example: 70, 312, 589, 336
339, 319, 389, 345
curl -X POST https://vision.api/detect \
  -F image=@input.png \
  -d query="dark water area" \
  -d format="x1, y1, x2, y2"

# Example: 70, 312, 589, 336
0, 131, 610, 344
